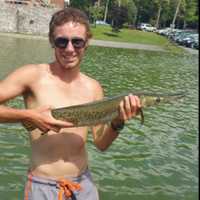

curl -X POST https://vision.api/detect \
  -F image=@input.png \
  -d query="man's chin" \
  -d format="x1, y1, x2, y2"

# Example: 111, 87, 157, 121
62, 62, 78, 70
57, 58, 80, 70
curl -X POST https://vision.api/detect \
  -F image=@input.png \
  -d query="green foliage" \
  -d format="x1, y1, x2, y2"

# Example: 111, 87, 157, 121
89, 4, 104, 25
184, 0, 198, 28
70, 0, 198, 29
110, 4, 128, 32
70, 0, 90, 10
126, 1, 137, 25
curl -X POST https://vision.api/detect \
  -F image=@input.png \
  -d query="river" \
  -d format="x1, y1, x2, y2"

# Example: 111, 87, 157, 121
0, 34, 198, 200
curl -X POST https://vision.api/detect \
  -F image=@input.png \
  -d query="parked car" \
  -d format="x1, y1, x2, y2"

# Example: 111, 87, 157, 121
180, 34, 198, 47
167, 29, 183, 40
193, 39, 199, 49
95, 20, 109, 26
156, 27, 172, 36
137, 23, 157, 32
174, 32, 192, 44
184, 34, 198, 49
156, 27, 198, 49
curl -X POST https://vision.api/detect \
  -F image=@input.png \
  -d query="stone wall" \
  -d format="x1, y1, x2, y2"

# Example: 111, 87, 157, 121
0, 3, 59, 36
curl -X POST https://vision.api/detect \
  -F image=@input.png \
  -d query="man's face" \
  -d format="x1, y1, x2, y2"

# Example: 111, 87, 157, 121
53, 22, 88, 70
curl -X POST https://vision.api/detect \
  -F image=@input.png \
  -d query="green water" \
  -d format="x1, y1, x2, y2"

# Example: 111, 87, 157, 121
0, 35, 198, 200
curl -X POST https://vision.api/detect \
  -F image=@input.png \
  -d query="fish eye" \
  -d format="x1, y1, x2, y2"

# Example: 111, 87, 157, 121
156, 97, 161, 103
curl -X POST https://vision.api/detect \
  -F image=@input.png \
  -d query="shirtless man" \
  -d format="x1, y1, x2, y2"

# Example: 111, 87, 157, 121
0, 8, 141, 200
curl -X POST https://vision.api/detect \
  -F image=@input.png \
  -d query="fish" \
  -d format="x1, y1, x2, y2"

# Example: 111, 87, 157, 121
22, 91, 185, 131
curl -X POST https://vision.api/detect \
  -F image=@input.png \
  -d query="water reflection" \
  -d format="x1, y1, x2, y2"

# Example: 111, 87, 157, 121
0, 34, 198, 200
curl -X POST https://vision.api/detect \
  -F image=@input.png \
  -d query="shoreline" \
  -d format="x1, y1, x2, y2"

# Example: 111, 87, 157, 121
0, 32, 198, 54
0, 32, 166, 52
0, 32, 48, 41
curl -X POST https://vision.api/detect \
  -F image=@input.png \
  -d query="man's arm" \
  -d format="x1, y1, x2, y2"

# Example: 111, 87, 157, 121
0, 65, 72, 132
0, 65, 34, 122
92, 83, 141, 151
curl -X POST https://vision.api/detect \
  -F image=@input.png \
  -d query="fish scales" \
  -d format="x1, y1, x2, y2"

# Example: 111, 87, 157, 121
22, 91, 185, 131
52, 95, 122, 126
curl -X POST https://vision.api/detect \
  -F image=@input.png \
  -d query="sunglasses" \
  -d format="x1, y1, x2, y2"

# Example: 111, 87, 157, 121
54, 37, 86, 49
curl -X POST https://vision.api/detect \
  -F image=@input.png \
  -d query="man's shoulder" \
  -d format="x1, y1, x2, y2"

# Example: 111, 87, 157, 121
81, 73, 102, 89
13, 63, 48, 76
5, 63, 49, 84
19, 63, 47, 71
80, 73, 104, 99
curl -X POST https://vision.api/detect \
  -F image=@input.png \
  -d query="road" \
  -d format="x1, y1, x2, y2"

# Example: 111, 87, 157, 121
90, 39, 199, 55
90, 39, 166, 52
0, 32, 198, 54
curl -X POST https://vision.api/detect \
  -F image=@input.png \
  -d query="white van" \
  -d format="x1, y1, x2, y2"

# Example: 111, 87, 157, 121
138, 23, 157, 32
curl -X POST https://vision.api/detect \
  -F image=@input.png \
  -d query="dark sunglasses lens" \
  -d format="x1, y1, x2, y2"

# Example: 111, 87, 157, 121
71, 38, 86, 48
54, 37, 68, 48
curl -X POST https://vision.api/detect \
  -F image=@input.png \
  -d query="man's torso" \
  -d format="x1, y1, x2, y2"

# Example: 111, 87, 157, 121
24, 63, 97, 179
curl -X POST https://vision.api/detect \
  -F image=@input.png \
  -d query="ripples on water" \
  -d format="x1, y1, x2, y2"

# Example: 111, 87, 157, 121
0, 35, 198, 200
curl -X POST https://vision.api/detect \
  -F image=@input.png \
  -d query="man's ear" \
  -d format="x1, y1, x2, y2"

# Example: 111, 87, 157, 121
85, 40, 90, 49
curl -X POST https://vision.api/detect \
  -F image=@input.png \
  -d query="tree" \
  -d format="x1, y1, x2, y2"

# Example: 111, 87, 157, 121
171, 0, 182, 28
154, 0, 170, 28
70, 0, 91, 12
70, 0, 198, 29
103, 0, 110, 22
122, 0, 137, 26
134, 0, 157, 25
89, 2, 104, 26
110, 0, 137, 26
184, 0, 198, 29
110, 3, 128, 31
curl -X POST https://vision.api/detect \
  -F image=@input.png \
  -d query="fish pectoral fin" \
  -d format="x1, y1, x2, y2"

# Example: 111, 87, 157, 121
22, 120, 36, 131
138, 108, 144, 125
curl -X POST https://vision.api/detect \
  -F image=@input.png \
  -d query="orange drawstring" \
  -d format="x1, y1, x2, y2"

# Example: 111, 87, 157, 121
58, 179, 81, 200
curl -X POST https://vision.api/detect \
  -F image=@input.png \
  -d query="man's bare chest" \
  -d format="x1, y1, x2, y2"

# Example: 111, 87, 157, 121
25, 77, 94, 109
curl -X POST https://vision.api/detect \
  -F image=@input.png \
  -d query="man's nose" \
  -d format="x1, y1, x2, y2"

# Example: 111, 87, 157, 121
64, 40, 75, 51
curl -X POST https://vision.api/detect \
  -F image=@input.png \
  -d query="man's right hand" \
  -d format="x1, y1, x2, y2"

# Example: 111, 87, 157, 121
24, 106, 74, 133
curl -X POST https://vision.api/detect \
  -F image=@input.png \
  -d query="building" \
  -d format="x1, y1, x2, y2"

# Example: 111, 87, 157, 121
4, 0, 65, 8
50, 0, 64, 8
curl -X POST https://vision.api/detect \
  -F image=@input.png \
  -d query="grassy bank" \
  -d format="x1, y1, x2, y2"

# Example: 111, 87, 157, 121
91, 25, 182, 53
0, 25, 183, 53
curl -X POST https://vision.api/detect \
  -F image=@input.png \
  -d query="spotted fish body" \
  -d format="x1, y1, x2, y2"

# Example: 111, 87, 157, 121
23, 91, 185, 131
